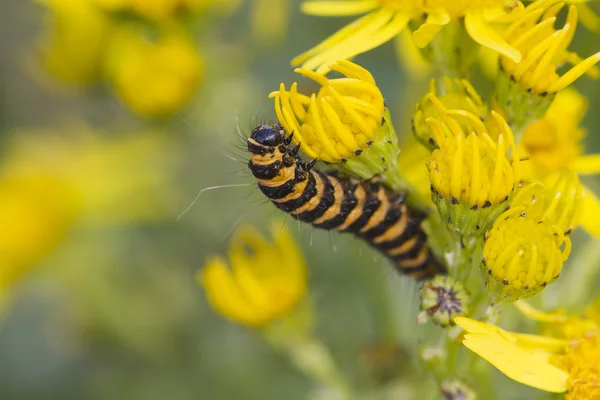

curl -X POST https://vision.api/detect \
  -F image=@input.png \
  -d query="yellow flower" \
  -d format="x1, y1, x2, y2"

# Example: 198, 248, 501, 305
426, 97, 517, 208
520, 89, 600, 236
0, 175, 78, 291
0, 126, 176, 294
482, 205, 571, 301
413, 78, 488, 150
500, 0, 600, 95
293, 0, 523, 73
455, 298, 600, 399
396, 137, 434, 206
514, 299, 600, 340
199, 223, 307, 327
4, 126, 177, 225
270, 60, 385, 163
105, 28, 203, 117
36, 0, 112, 85
92, 0, 213, 20
510, 170, 583, 235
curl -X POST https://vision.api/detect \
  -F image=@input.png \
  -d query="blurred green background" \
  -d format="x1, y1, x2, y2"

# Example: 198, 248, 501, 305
0, 0, 599, 399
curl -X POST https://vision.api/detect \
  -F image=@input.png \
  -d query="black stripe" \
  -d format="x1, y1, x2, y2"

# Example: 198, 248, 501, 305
274, 172, 317, 212
313, 179, 359, 230
340, 182, 382, 233
373, 219, 422, 251
247, 140, 269, 155
390, 235, 427, 262
259, 179, 296, 199
296, 171, 336, 223
249, 160, 282, 180
360, 201, 403, 240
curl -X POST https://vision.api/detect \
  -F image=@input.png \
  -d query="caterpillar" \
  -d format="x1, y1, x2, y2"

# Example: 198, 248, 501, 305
247, 123, 446, 280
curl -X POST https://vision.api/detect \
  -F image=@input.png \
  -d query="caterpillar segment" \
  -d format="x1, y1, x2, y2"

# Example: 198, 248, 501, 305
247, 124, 446, 280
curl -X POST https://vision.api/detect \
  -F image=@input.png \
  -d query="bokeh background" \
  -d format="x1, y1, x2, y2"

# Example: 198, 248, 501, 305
0, 0, 599, 399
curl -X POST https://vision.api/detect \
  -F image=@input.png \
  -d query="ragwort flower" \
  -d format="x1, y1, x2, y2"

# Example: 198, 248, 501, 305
271, 60, 385, 163
413, 78, 488, 150
425, 96, 517, 235
199, 223, 307, 327
36, 0, 112, 85
91, 0, 213, 20
271, 61, 407, 183
520, 89, 600, 236
496, 0, 600, 125
105, 27, 203, 117
294, 0, 523, 73
456, 297, 600, 399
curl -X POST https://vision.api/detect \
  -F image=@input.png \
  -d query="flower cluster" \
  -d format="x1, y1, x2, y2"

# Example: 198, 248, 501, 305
36, 0, 205, 117
196, 0, 600, 398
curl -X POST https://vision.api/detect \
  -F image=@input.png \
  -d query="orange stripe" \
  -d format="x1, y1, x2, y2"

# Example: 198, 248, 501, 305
337, 182, 365, 231
273, 178, 308, 203
372, 205, 408, 244
397, 244, 429, 269
360, 187, 388, 233
257, 165, 295, 187
313, 176, 344, 224
291, 172, 324, 215
386, 234, 418, 256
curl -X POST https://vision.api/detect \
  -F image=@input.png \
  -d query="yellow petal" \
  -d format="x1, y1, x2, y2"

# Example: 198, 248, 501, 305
412, 10, 450, 48
301, 1, 379, 16
464, 11, 521, 63
581, 184, 600, 237
548, 52, 600, 92
200, 257, 267, 326
572, 154, 600, 175
462, 333, 568, 393
577, 3, 600, 33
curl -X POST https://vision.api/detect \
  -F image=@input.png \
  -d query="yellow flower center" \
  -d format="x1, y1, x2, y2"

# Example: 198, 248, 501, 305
554, 333, 600, 400
425, 97, 516, 207
271, 60, 385, 162
483, 207, 570, 299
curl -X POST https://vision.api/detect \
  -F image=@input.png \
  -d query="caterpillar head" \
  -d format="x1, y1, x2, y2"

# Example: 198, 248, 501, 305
250, 124, 284, 147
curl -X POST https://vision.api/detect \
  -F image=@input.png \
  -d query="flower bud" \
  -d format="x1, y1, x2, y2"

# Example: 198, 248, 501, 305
496, 2, 600, 129
413, 78, 487, 151
482, 206, 571, 302
441, 380, 476, 400
426, 97, 518, 236
271, 60, 402, 181
418, 275, 470, 327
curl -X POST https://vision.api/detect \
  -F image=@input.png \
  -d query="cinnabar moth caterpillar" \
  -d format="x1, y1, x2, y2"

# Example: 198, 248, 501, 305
247, 124, 446, 280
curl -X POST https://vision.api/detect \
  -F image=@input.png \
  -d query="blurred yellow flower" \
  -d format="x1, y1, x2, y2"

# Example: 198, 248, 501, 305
0, 126, 176, 294
0, 175, 78, 291
456, 298, 600, 399
36, 0, 112, 85
500, 1, 600, 95
294, 0, 523, 73
105, 28, 203, 117
270, 60, 385, 162
199, 223, 307, 327
520, 89, 600, 236
92, 0, 213, 20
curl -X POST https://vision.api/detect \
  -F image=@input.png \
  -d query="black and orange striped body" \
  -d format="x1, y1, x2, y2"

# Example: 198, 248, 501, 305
247, 124, 445, 280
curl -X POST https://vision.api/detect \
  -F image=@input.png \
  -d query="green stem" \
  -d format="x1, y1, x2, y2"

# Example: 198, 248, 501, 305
263, 320, 352, 398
